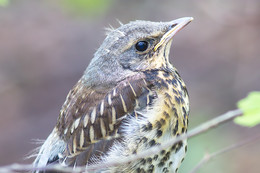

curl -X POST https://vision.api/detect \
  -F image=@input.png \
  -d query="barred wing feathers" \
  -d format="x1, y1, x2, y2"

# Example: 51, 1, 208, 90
56, 73, 154, 166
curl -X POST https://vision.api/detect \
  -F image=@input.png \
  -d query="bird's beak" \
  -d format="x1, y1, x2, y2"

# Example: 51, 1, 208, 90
154, 17, 193, 51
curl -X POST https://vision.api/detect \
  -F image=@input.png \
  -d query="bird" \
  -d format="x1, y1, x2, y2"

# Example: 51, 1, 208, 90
33, 17, 193, 173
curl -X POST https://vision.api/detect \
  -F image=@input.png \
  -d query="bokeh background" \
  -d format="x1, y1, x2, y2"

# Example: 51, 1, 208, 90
0, 0, 259, 172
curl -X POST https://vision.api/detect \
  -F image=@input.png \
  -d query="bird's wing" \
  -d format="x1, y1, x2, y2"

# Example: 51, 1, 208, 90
56, 72, 155, 166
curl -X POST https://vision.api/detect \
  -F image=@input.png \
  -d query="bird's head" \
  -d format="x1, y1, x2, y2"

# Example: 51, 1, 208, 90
83, 17, 193, 87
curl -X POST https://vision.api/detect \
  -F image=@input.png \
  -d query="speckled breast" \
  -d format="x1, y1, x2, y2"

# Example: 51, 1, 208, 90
120, 68, 189, 173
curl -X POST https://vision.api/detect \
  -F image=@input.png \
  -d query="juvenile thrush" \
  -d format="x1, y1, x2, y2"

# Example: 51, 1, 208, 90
33, 17, 193, 173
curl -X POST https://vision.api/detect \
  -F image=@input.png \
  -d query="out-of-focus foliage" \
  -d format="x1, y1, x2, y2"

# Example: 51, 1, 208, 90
0, 0, 8, 7
234, 92, 260, 127
61, 0, 114, 16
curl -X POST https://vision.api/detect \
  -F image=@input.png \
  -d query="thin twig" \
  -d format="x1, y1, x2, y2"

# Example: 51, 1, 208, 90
86, 109, 243, 171
0, 164, 77, 173
0, 109, 243, 173
189, 134, 260, 173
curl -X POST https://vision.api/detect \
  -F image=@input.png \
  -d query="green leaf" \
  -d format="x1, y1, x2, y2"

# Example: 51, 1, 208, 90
0, 0, 8, 7
234, 91, 260, 127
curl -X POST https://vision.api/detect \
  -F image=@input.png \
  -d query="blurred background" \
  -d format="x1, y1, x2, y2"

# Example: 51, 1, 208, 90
0, 0, 259, 172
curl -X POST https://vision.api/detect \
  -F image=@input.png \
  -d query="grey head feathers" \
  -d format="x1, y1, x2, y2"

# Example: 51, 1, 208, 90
83, 20, 174, 88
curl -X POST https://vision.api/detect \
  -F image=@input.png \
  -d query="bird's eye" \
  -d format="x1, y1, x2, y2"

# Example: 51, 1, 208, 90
135, 41, 149, 52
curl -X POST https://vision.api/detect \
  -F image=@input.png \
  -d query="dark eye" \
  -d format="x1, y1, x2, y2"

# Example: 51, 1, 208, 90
135, 41, 149, 52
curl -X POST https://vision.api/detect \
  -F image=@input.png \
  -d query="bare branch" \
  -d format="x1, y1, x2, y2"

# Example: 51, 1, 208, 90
0, 164, 81, 173
0, 109, 243, 173
189, 134, 260, 173
86, 109, 243, 171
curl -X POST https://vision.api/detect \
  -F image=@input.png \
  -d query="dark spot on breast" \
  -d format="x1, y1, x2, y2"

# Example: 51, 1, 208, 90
157, 130, 163, 137
163, 111, 170, 118
181, 85, 187, 93
172, 106, 178, 117
172, 79, 178, 86
136, 168, 145, 173
160, 150, 166, 155
142, 137, 148, 143
161, 156, 168, 162
175, 142, 183, 153
153, 154, 158, 161
149, 139, 156, 147
158, 161, 165, 167
161, 152, 171, 163
182, 120, 186, 127
161, 80, 169, 89
147, 157, 152, 163
181, 158, 185, 163
164, 92, 172, 99
166, 79, 172, 84
140, 158, 146, 165
142, 121, 153, 131
160, 118, 166, 125
155, 121, 162, 129
182, 86, 189, 98
175, 96, 181, 104
165, 151, 170, 158
163, 72, 170, 77
173, 120, 178, 135
148, 164, 154, 171
180, 97, 184, 104
174, 111, 178, 117
182, 107, 187, 119
171, 144, 176, 151
172, 88, 178, 95
181, 127, 185, 133
164, 101, 170, 108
